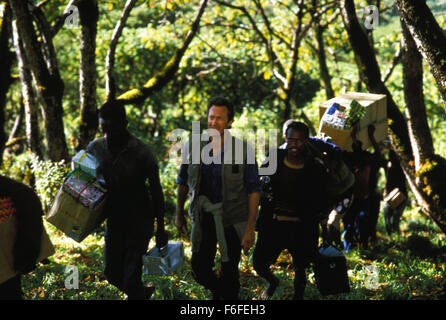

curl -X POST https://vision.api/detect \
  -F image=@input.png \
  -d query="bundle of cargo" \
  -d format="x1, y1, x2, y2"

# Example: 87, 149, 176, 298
72, 149, 105, 184
0, 197, 54, 284
318, 92, 387, 151
46, 151, 107, 242
63, 171, 106, 210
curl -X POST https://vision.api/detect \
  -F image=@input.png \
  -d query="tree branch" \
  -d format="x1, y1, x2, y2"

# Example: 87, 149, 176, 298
382, 45, 401, 83
214, 0, 287, 86
105, 0, 138, 101
286, 1, 313, 92
8, 98, 24, 143
30, 4, 61, 76
253, 0, 291, 49
50, 0, 83, 38
117, 0, 209, 105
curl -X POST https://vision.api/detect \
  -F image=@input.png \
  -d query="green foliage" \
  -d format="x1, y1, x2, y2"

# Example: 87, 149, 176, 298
0, 152, 70, 210
159, 157, 182, 219
1, 152, 35, 186
31, 157, 70, 211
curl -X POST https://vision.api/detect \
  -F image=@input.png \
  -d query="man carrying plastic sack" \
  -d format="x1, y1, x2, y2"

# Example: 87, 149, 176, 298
86, 100, 167, 300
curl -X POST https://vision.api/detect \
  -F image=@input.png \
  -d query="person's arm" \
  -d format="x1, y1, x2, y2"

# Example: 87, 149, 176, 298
241, 159, 261, 253
368, 124, 382, 157
175, 163, 190, 235
313, 162, 331, 222
145, 147, 167, 247
241, 191, 260, 253
368, 124, 387, 170
175, 184, 189, 235
148, 166, 168, 247
351, 123, 359, 146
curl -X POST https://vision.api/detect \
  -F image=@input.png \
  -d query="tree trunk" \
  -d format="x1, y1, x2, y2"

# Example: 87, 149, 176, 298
77, 0, 99, 150
396, 0, 446, 110
400, 21, 434, 171
12, 21, 42, 158
396, 151, 446, 234
9, 0, 68, 162
399, 19, 446, 233
0, 3, 14, 167
314, 22, 334, 99
282, 2, 313, 124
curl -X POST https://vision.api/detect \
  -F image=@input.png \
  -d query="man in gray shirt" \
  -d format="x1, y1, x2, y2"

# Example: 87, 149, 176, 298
86, 100, 167, 300
175, 96, 261, 300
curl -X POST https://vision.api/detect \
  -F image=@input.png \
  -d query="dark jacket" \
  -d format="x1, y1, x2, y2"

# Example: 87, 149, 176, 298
257, 149, 330, 228
86, 134, 164, 240
0, 175, 44, 274
256, 149, 330, 262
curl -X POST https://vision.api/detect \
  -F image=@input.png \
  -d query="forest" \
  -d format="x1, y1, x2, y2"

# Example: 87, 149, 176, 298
1, 0, 446, 300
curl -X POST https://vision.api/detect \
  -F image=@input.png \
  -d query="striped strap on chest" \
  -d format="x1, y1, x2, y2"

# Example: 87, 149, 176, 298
0, 197, 16, 223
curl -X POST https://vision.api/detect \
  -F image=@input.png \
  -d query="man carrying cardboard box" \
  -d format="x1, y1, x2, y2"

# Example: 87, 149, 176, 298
342, 125, 386, 250
86, 100, 167, 300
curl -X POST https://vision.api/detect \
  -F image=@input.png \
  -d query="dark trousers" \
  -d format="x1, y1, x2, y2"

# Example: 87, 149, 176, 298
343, 196, 370, 249
191, 211, 242, 300
0, 275, 22, 300
383, 198, 407, 235
253, 220, 315, 299
368, 192, 381, 241
104, 220, 154, 300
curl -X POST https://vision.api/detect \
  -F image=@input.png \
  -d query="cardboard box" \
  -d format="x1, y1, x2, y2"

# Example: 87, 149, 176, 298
72, 150, 100, 179
0, 202, 55, 284
143, 241, 185, 276
63, 173, 106, 210
384, 188, 407, 209
46, 184, 107, 243
318, 92, 387, 151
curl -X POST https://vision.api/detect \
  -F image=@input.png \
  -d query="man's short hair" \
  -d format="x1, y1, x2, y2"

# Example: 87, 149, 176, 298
99, 100, 127, 124
282, 119, 297, 137
285, 121, 309, 139
207, 96, 234, 122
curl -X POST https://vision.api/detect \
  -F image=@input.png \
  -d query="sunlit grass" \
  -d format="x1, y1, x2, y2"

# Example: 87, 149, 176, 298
20, 204, 446, 300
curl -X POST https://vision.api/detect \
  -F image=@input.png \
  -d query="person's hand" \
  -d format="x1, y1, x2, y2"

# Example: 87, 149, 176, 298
175, 210, 188, 236
241, 228, 255, 254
